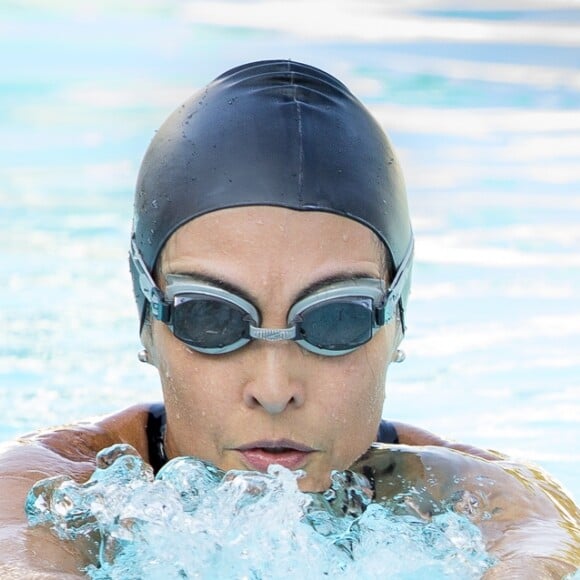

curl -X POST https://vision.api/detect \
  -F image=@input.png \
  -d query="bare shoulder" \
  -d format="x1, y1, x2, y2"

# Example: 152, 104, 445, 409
0, 403, 155, 576
355, 424, 580, 577
391, 421, 502, 460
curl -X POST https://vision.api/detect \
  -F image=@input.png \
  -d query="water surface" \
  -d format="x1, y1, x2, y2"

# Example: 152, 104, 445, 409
1, 1, 578, 501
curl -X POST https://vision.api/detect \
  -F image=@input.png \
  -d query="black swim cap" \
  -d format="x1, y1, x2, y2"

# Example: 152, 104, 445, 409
131, 60, 413, 332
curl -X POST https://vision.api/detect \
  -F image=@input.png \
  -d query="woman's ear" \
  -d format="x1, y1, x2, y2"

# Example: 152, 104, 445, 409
390, 308, 406, 364
138, 316, 156, 366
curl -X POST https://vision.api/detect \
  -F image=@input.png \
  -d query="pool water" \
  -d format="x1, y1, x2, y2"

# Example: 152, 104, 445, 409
1, 0, 579, 508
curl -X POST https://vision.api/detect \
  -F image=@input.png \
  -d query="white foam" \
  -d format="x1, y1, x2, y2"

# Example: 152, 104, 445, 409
25, 450, 493, 579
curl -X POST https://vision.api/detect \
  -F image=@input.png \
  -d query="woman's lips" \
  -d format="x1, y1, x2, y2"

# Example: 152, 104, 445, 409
236, 440, 314, 471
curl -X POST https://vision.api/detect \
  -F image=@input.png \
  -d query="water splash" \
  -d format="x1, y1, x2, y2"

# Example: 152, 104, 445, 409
26, 444, 495, 579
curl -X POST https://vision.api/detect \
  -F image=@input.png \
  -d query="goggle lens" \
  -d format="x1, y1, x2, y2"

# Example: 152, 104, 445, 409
297, 298, 374, 352
172, 296, 250, 350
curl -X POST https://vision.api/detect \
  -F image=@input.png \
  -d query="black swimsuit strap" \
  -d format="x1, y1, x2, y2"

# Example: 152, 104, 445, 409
145, 404, 399, 473
146, 402, 168, 473
376, 419, 399, 444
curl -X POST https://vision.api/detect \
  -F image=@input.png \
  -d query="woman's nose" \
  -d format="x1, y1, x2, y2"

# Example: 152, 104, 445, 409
242, 343, 305, 414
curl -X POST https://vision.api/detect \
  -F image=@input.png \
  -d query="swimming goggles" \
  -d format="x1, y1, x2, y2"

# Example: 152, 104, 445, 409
130, 238, 412, 356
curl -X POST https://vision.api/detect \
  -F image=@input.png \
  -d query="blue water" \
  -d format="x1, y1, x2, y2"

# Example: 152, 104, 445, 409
1, 0, 578, 513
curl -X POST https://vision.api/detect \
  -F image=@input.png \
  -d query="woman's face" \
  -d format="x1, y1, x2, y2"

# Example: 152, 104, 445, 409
145, 206, 400, 492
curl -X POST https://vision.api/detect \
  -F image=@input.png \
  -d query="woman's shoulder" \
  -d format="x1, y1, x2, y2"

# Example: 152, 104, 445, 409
353, 426, 579, 575
0, 402, 158, 524
0, 403, 159, 576
390, 421, 502, 460
1, 402, 156, 475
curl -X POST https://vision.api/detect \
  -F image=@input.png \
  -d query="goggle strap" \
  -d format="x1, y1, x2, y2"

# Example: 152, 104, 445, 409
390, 238, 414, 296
151, 292, 170, 322
130, 238, 171, 323
374, 238, 414, 327
375, 304, 386, 326
387, 239, 413, 314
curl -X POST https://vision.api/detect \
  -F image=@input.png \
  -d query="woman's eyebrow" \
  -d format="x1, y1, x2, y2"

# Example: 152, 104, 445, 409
165, 271, 258, 305
292, 273, 378, 303
166, 271, 377, 306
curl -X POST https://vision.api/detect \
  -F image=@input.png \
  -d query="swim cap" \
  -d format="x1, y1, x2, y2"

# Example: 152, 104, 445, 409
131, 60, 413, 332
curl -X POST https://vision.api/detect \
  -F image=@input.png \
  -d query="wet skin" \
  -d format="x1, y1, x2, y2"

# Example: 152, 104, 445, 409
1, 411, 577, 578
0, 207, 577, 576
143, 206, 399, 493
350, 444, 580, 577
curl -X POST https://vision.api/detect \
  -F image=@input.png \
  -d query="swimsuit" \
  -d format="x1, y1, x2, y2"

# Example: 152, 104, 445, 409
147, 402, 168, 474
146, 403, 399, 474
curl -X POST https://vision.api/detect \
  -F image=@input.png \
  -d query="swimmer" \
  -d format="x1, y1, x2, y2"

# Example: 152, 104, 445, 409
0, 61, 578, 578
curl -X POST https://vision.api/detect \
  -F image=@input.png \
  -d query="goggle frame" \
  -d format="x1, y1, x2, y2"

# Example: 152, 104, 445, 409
130, 236, 413, 356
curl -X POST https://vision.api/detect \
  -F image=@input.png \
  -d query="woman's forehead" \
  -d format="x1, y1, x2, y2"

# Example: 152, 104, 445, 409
161, 206, 386, 277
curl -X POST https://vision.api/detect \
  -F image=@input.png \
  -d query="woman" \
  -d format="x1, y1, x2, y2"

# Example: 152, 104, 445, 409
0, 60, 577, 578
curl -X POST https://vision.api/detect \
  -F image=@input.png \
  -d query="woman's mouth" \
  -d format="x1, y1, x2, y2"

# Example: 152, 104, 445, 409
235, 440, 315, 471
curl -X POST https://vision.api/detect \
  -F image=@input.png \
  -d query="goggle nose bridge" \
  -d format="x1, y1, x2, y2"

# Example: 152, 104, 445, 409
248, 325, 297, 341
